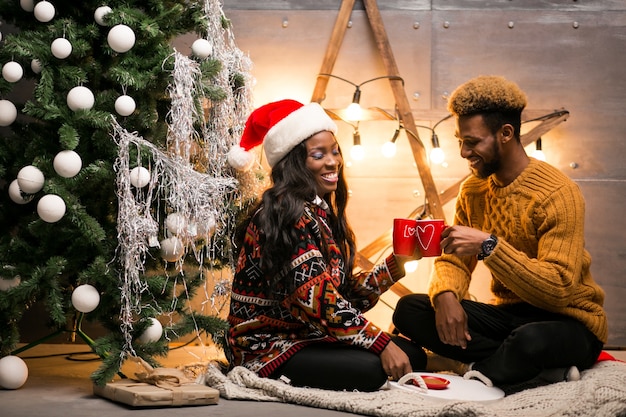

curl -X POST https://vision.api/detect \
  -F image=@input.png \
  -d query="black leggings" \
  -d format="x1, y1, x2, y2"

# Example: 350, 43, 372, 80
269, 335, 426, 392
393, 293, 603, 385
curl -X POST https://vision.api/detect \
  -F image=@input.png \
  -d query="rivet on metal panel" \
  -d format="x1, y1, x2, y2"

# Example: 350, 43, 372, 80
573, 21, 580, 29
282, 18, 288, 28
413, 92, 421, 101
569, 162, 579, 169
413, 22, 420, 29
508, 21, 515, 29
443, 21, 450, 29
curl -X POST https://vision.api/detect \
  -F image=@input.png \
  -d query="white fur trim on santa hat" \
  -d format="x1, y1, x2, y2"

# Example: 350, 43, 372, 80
264, 103, 337, 167
227, 144, 256, 171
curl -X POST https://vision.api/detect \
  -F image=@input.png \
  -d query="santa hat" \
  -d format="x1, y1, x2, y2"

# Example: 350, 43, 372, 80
227, 99, 337, 171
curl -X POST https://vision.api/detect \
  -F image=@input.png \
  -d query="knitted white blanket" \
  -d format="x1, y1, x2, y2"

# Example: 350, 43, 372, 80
203, 361, 626, 417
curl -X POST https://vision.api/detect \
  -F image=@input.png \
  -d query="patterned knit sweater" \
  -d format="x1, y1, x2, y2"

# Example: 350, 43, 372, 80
431, 158, 608, 343
227, 200, 405, 377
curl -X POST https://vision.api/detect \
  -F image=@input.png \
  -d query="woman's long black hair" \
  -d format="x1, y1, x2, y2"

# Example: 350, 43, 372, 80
235, 138, 356, 293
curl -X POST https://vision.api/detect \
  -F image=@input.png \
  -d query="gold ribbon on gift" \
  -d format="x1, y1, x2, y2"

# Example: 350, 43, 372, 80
128, 356, 195, 406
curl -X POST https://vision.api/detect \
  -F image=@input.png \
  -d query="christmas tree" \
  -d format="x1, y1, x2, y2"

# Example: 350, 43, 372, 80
0, 0, 254, 385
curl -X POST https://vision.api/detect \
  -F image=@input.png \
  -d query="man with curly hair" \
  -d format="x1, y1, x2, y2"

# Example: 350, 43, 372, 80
393, 75, 607, 388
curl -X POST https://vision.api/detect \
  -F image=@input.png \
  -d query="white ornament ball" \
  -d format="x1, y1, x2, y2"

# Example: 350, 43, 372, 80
129, 166, 150, 188
94, 6, 112, 26
71, 284, 100, 313
165, 212, 187, 235
0, 100, 18, 127
37, 194, 66, 223
114, 95, 136, 116
0, 356, 28, 390
31, 59, 42, 74
67, 86, 95, 111
33, 1, 55, 23
53, 150, 82, 178
191, 39, 213, 59
2, 61, 24, 83
8, 180, 34, 205
0, 276, 21, 291
159, 237, 185, 262
195, 215, 217, 238
51, 38, 72, 59
20, 0, 35, 12
138, 318, 163, 343
17, 165, 45, 194
107, 24, 135, 53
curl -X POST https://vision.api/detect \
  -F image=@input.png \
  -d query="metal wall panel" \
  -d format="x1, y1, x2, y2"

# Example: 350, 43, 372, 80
222, 1, 432, 11
223, 2, 626, 346
433, 0, 626, 11
222, 1, 626, 11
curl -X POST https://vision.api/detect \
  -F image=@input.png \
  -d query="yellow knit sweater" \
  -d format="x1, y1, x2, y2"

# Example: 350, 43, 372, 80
431, 158, 608, 343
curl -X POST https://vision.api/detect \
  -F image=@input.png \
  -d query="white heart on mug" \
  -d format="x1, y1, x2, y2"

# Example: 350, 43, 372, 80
417, 224, 436, 250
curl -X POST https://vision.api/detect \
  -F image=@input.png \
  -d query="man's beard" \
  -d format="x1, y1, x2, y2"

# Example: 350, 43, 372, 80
472, 142, 501, 179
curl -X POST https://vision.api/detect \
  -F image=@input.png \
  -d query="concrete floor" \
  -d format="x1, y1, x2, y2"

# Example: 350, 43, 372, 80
2, 343, 625, 417
0, 343, 360, 417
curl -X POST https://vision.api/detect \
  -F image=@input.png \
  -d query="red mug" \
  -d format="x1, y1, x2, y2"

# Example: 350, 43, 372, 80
393, 218, 418, 256
415, 219, 447, 257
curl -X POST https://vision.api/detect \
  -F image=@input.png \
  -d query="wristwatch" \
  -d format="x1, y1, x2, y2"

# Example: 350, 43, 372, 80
477, 234, 498, 260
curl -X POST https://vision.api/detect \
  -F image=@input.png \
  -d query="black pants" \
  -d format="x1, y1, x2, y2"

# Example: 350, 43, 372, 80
392, 293, 603, 385
269, 335, 426, 392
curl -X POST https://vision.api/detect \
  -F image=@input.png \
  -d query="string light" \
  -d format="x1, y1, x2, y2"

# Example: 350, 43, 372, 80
532, 137, 546, 161
350, 129, 365, 161
345, 86, 363, 122
318, 73, 404, 122
429, 132, 445, 164
381, 130, 399, 158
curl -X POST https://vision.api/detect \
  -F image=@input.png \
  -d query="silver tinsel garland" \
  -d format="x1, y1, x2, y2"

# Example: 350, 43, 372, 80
113, 0, 254, 356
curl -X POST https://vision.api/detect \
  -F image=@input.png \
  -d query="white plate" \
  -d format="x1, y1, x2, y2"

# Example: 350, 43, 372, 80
389, 372, 505, 402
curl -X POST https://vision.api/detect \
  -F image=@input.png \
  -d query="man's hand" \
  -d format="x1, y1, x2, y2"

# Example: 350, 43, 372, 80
380, 340, 413, 381
433, 291, 471, 349
440, 225, 490, 257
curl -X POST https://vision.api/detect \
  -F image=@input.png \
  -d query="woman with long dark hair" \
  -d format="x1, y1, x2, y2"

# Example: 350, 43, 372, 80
226, 99, 425, 392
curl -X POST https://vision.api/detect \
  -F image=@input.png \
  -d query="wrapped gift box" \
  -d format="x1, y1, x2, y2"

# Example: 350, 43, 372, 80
93, 379, 220, 407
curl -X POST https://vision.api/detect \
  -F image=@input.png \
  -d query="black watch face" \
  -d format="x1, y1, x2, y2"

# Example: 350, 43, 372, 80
483, 237, 497, 254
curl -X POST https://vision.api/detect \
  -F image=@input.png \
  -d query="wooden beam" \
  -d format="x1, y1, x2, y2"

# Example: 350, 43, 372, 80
362, 0, 445, 220
311, 0, 356, 103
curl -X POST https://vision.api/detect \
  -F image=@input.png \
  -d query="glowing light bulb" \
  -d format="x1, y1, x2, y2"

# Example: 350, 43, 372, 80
430, 147, 445, 164
404, 260, 418, 273
345, 102, 362, 122
533, 149, 546, 161
381, 141, 397, 158
350, 144, 365, 161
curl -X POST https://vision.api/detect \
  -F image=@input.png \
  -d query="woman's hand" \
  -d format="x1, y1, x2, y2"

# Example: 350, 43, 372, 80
393, 245, 423, 270
380, 340, 413, 381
